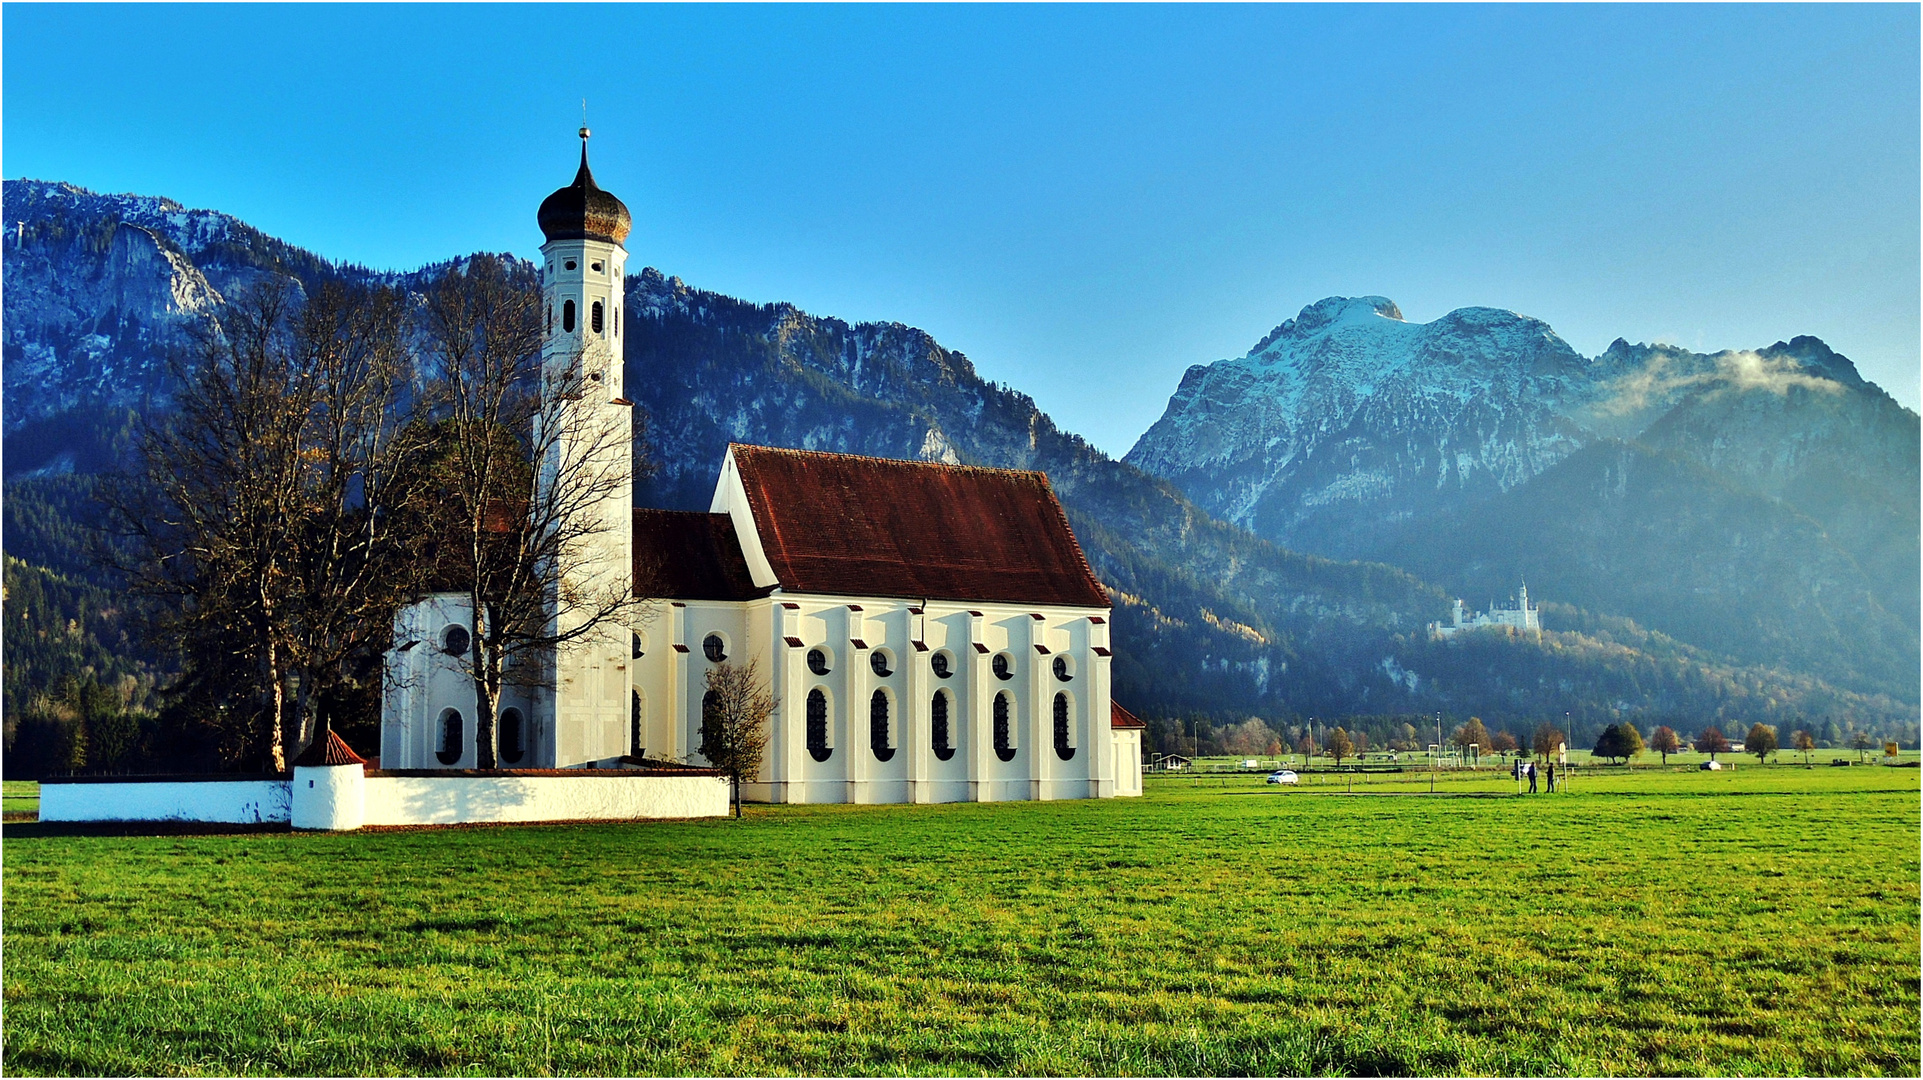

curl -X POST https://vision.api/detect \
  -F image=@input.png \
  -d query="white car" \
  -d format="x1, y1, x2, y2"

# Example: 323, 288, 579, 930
1266, 769, 1299, 785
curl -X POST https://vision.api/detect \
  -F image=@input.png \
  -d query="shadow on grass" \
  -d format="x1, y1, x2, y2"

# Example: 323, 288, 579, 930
1, 820, 291, 839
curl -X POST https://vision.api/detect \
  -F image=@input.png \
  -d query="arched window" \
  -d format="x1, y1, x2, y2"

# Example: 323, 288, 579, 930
632, 632, 645, 660
807, 648, 831, 676
993, 693, 1016, 762
592, 300, 604, 335
436, 709, 464, 766
871, 690, 895, 762
992, 653, 1013, 681
500, 708, 526, 765
931, 690, 955, 761
1053, 693, 1075, 761
870, 650, 893, 677
931, 652, 953, 679
703, 634, 727, 663
1053, 655, 1073, 682
698, 689, 721, 762
631, 688, 645, 757
806, 688, 832, 762
442, 625, 470, 656
562, 299, 576, 333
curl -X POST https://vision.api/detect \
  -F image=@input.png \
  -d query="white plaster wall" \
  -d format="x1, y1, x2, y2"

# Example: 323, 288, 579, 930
40, 780, 291, 824
1112, 730, 1144, 796
361, 773, 729, 825
292, 765, 366, 830
383, 594, 539, 770
626, 574, 1118, 805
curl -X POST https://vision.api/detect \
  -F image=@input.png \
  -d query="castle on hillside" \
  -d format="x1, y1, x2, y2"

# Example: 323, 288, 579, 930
1429, 583, 1541, 640
377, 132, 1144, 803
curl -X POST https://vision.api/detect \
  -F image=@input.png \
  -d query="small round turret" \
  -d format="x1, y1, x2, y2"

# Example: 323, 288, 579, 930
537, 130, 631, 245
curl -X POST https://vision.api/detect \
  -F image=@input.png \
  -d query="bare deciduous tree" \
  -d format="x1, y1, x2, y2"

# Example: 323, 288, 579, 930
119, 283, 314, 771
699, 658, 773, 817
1791, 729, 1815, 766
416, 255, 639, 769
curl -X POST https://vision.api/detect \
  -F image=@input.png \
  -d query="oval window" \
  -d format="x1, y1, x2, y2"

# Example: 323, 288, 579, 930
562, 299, 576, 333
871, 690, 895, 762
931, 690, 955, 762
806, 688, 832, 762
632, 632, 645, 660
442, 625, 470, 657
993, 693, 1016, 762
870, 650, 893, 677
807, 648, 831, 676
703, 634, 727, 663
992, 653, 1013, 681
931, 652, 953, 679
1053, 655, 1072, 682
500, 708, 526, 765
1053, 693, 1075, 761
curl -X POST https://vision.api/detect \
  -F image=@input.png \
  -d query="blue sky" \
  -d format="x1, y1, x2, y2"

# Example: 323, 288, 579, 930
6, 4, 1917, 455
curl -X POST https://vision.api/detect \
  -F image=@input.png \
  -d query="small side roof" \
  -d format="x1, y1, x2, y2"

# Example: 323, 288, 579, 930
1111, 701, 1146, 730
633, 509, 770, 601
727, 444, 1109, 609
292, 730, 367, 767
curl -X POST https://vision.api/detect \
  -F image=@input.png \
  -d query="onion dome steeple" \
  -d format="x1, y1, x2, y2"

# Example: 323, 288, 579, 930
537, 127, 631, 245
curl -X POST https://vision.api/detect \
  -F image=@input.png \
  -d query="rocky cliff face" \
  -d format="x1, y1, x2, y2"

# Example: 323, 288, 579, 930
4, 180, 1912, 741
1125, 296, 1598, 556
1126, 295, 1920, 700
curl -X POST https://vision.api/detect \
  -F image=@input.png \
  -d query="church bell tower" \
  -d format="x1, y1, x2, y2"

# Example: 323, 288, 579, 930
535, 127, 634, 766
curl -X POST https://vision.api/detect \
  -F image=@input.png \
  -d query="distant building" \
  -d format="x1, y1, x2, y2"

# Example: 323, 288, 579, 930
1430, 583, 1541, 639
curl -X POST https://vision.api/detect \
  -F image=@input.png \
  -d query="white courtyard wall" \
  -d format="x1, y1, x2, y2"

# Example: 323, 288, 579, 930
360, 772, 728, 825
40, 778, 292, 824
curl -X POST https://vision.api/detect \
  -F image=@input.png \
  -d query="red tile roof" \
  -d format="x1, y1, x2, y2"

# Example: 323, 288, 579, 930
292, 730, 367, 767
633, 509, 769, 601
727, 445, 1109, 609
1111, 702, 1147, 730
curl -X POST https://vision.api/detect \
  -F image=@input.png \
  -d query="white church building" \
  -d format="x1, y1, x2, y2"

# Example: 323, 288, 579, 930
379, 135, 1144, 802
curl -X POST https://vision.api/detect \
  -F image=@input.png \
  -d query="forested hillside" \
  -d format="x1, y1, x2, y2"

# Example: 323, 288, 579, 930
2, 181, 1913, 775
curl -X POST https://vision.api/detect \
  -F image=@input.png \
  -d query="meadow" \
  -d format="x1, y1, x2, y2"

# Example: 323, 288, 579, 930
3, 764, 1918, 1076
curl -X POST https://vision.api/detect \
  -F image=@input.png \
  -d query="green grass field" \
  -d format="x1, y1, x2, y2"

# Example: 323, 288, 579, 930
4, 765, 1917, 1076
3, 780, 41, 818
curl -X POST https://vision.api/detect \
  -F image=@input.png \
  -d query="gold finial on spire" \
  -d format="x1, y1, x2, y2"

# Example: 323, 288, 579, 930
580, 98, 589, 141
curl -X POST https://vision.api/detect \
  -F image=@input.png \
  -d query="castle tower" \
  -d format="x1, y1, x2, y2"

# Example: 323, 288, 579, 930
535, 128, 634, 766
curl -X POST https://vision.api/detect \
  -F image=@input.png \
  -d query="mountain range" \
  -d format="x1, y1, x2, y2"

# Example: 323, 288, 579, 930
4, 179, 1915, 753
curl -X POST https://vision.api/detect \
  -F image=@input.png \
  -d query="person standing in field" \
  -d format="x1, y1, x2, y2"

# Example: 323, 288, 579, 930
1545, 762, 1556, 793
1527, 761, 1538, 793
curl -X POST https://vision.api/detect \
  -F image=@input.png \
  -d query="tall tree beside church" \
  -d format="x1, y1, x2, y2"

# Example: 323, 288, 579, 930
416, 256, 639, 769
699, 658, 773, 818
117, 283, 313, 771
281, 281, 426, 747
